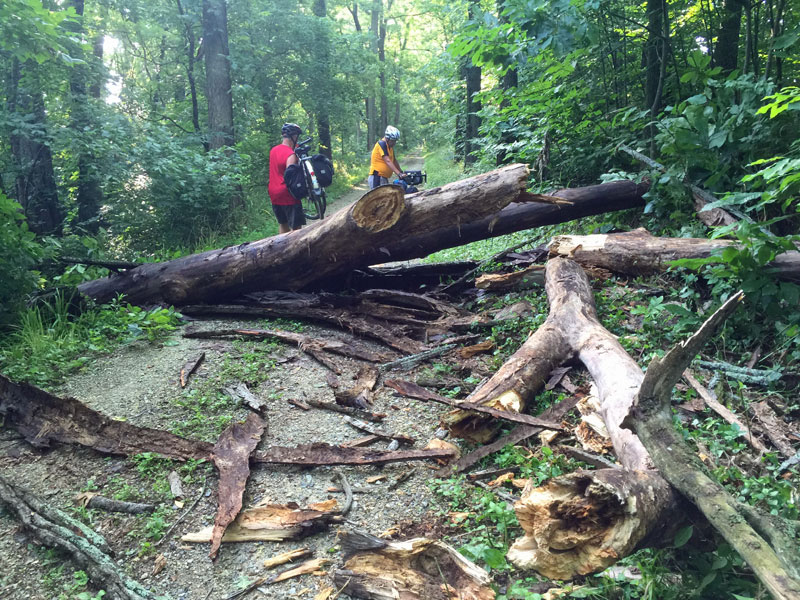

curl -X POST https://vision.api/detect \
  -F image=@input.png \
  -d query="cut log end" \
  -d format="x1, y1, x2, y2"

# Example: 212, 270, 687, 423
508, 469, 682, 580
351, 185, 406, 233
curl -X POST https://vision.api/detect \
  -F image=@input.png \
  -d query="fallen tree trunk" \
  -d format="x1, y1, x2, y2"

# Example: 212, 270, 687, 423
627, 292, 800, 599
0, 476, 156, 600
461, 259, 686, 577
548, 228, 800, 282
78, 176, 648, 307
77, 165, 531, 305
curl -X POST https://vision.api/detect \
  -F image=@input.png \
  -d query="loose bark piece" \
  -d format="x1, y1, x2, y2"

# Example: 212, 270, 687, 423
457, 340, 495, 359
263, 548, 314, 569
342, 416, 415, 445
548, 228, 800, 282
333, 529, 494, 600
182, 304, 422, 355
475, 265, 545, 292
335, 366, 379, 409
186, 328, 390, 364
555, 445, 620, 470
306, 399, 385, 422
466, 466, 522, 482
386, 380, 563, 431
289, 398, 312, 411
224, 382, 266, 412
683, 370, 767, 454
79, 165, 530, 305
0, 374, 212, 460
508, 469, 685, 580
750, 401, 798, 458
544, 367, 572, 391
341, 435, 382, 448
183, 502, 339, 544
180, 352, 205, 388
378, 344, 456, 372
209, 413, 266, 559
74, 493, 156, 515
0, 476, 156, 600
168, 470, 185, 503
250, 443, 456, 466
445, 395, 581, 475
628, 292, 800, 599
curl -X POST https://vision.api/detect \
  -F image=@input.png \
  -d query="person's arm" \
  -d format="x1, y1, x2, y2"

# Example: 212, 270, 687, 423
286, 153, 298, 166
382, 154, 403, 178
393, 156, 403, 177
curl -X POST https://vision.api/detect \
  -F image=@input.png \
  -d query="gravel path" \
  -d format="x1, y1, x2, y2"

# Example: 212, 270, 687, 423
0, 154, 471, 600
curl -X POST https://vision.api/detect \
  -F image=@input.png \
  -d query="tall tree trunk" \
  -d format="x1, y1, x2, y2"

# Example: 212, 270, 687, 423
714, 0, 742, 74
312, 0, 333, 159
202, 0, 235, 150
67, 0, 105, 233
367, 0, 381, 149
378, 16, 388, 133
464, 0, 481, 165
177, 0, 202, 137
643, 0, 665, 112
7, 60, 62, 236
495, 0, 517, 166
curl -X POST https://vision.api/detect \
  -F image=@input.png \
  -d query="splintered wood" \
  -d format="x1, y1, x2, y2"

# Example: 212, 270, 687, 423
183, 501, 340, 544
333, 530, 495, 600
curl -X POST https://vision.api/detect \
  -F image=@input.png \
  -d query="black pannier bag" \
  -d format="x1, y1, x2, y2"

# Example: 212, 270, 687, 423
284, 163, 308, 201
311, 154, 334, 187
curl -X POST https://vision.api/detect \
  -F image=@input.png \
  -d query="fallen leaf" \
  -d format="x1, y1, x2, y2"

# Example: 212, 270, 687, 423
308, 498, 338, 512
448, 511, 471, 524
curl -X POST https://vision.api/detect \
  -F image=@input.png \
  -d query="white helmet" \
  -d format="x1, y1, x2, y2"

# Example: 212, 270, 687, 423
384, 126, 400, 140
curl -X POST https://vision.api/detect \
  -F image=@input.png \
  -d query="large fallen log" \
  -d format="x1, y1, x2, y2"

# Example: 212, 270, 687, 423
463, 259, 686, 577
77, 165, 530, 305
77, 175, 648, 307
548, 228, 800, 282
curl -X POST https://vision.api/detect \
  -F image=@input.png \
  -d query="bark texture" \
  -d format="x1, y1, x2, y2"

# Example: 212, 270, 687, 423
548, 228, 800, 282
202, 0, 235, 150
78, 165, 530, 305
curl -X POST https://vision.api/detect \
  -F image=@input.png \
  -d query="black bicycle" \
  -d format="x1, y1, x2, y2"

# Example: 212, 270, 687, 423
293, 137, 327, 220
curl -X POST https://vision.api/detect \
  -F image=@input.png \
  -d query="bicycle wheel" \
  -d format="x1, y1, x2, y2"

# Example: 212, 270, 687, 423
301, 189, 325, 220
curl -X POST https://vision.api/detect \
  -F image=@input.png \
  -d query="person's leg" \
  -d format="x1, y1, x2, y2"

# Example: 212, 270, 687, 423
272, 205, 291, 234
368, 174, 379, 189
289, 204, 306, 230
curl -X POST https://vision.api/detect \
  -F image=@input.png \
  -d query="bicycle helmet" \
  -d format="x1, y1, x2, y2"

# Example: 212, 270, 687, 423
282, 123, 302, 138
384, 126, 400, 140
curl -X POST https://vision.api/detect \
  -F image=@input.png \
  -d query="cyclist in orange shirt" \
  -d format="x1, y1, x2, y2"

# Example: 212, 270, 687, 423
368, 126, 406, 189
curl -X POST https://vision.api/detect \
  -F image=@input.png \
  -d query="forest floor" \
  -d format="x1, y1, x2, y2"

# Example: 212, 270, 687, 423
0, 154, 468, 600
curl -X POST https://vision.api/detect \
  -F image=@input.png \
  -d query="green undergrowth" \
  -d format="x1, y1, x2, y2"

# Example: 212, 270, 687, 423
0, 294, 181, 388
170, 339, 279, 441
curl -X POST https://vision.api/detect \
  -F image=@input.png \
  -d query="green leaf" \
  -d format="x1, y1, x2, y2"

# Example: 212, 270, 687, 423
673, 525, 693, 548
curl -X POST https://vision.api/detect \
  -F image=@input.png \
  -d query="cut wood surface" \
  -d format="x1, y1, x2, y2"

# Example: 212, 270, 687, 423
209, 413, 266, 559
548, 228, 800, 281
77, 165, 530, 305
333, 529, 494, 600
0, 374, 213, 461
475, 265, 545, 292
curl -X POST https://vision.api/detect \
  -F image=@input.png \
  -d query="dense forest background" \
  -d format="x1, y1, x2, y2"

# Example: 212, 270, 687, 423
1, 0, 800, 597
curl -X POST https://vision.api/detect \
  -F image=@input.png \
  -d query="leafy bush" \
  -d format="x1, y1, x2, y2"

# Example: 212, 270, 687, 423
0, 193, 42, 326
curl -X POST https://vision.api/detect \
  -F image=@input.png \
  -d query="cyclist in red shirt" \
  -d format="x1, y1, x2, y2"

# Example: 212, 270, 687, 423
269, 123, 305, 233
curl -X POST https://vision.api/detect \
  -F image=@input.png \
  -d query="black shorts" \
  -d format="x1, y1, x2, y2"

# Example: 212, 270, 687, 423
272, 203, 306, 229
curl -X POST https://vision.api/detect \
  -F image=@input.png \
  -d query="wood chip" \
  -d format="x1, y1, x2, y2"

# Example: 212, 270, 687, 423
152, 553, 167, 576
270, 558, 330, 584
263, 548, 313, 569
180, 353, 205, 388
366, 475, 386, 484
